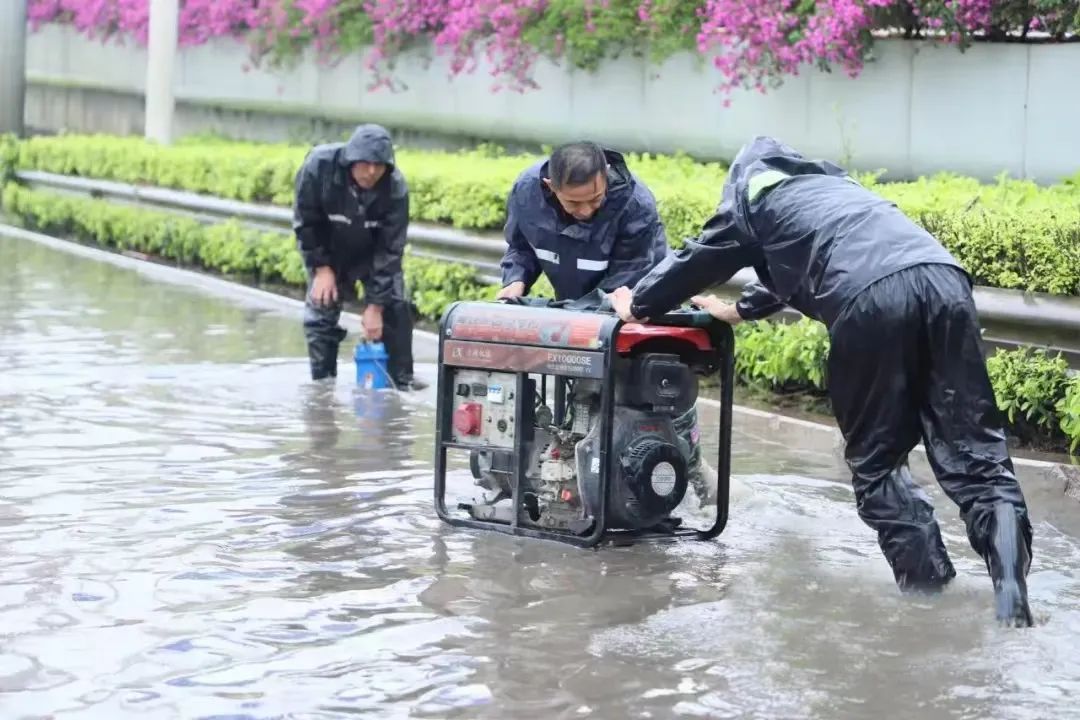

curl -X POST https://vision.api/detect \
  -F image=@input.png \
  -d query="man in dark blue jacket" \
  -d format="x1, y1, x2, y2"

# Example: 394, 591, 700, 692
609, 136, 1034, 627
497, 142, 718, 508
496, 141, 669, 302
292, 123, 425, 390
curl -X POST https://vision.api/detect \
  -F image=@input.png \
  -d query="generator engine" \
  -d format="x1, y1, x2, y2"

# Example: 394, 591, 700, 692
432, 299, 733, 546
463, 352, 699, 533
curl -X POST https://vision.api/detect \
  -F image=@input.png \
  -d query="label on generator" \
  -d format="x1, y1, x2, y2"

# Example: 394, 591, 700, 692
443, 340, 604, 379
446, 304, 608, 350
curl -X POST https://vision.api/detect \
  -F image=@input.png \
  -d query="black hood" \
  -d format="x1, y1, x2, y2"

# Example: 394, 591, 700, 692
723, 135, 847, 202
339, 124, 396, 169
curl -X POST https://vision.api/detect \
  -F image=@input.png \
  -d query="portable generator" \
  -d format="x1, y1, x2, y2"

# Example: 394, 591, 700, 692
432, 296, 734, 548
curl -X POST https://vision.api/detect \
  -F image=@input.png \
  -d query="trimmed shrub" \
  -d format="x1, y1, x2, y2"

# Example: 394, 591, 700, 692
12, 134, 1080, 296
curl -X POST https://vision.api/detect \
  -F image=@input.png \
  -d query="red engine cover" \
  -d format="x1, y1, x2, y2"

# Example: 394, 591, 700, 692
453, 402, 483, 436
614, 325, 712, 354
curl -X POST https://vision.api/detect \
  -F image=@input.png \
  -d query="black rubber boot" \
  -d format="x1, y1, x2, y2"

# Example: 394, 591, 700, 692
984, 503, 1034, 627
305, 326, 346, 381
853, 463, 957, 594
382, 300, 425, 390
308, 345, 338, 381
303, 289, 348, 381
382, 302, 412, 377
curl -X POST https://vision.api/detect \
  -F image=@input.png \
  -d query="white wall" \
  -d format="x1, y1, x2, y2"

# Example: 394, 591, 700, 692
23, 24, 1080, 183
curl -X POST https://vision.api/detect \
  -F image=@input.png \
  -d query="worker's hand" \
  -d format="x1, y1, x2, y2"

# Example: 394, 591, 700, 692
496, 281, 525, 300
609, 286, 647, 323
362, 304, 384, 341
311, 266, 338, 306
690, 294, 743, 325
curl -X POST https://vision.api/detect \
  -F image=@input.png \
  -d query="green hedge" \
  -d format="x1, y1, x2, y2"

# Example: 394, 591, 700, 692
8, 133, 724, 248
6, 133, 1080, 297
3, 180, 1077, 456
0, 179, 498, 310
731, 311, 1080, 456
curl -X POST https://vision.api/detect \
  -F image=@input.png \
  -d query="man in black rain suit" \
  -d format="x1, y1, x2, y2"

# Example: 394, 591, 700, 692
292, 123, 426, 390
609, 136, 1034, 626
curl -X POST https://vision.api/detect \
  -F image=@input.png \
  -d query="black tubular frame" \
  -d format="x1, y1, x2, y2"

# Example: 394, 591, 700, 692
432, 301, 734, 549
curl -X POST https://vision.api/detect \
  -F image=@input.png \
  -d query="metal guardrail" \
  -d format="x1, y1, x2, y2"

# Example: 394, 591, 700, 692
13, 170, 766, 291
14, 169, 1080, 365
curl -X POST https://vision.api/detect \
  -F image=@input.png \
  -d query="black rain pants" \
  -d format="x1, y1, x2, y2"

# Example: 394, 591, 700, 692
827, 262, 1033, 591
302, 269, 415, 384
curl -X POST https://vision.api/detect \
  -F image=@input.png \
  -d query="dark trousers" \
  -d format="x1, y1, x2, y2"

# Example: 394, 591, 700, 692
302, 270, 415, 384
673, 405, 707, 501
827, 263, 1032, 590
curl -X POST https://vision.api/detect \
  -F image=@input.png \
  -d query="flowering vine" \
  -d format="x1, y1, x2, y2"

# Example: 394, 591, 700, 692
25, 0, 1078, 97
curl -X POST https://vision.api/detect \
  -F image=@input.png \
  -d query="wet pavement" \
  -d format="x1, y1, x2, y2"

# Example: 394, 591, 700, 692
2, 233, 1080, 720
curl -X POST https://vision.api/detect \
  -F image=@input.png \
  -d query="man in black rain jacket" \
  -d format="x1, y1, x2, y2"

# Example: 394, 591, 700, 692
292, 123, 425, 390
496, 141, 670, 302
609, 135, 1034, 627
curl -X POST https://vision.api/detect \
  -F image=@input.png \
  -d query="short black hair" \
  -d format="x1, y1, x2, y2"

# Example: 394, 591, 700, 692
547, 141, 607, 189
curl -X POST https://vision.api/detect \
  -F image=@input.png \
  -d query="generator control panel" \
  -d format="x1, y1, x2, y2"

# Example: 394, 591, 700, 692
448, 370, 519, 449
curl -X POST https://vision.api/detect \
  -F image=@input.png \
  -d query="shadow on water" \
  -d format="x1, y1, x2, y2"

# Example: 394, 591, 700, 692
2, 236, 1080, 720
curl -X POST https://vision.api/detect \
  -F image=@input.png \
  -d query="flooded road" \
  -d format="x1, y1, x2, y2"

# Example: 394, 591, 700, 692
2, 233, 1080, 720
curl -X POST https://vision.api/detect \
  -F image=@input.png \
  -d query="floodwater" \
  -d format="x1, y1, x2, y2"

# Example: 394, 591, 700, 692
2, 233, 1080, 720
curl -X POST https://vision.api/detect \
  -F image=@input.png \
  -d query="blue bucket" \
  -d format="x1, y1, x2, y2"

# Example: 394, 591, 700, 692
354, 341, 392, 390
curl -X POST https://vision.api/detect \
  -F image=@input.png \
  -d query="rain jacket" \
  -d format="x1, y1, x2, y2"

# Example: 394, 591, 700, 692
628, 136, 964, 326
292, 124, 409, 306
501, 149, 669, 301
